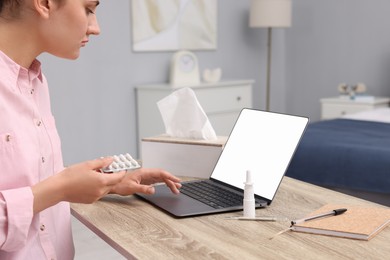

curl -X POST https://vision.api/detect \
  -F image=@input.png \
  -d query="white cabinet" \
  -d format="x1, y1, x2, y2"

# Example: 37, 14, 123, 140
320, 96, 390, 120
135, 80, 253, 153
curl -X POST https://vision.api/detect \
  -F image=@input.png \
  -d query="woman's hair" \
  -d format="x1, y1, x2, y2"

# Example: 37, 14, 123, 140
0, 0, 24, 18
0, 0, 65, 18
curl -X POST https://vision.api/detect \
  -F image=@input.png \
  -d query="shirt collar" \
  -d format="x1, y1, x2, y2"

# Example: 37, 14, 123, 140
0, 50, 43, 90
28, 59, 43, 82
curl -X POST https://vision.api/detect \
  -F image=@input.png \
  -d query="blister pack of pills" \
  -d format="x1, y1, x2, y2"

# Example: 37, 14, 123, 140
101, 153, 141, 173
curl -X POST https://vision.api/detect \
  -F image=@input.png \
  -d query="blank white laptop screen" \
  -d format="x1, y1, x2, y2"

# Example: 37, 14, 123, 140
210, 109, 309, 201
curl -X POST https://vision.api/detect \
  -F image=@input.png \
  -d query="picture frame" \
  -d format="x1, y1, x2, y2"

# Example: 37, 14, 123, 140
131, 0, 218, 52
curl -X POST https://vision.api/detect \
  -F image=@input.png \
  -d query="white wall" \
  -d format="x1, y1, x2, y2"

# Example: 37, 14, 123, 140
286, 0, 390, 120
40, 0, 390, 165
40, 0, 282, 164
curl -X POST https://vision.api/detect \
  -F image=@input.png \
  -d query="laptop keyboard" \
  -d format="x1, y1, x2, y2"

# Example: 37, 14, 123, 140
180, 180, 243, 209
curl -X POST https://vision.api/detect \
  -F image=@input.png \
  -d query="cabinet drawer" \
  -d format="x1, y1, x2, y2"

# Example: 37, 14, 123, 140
320, 96, 390, 120
194, 85, 252, 114
321, 104, 373, 119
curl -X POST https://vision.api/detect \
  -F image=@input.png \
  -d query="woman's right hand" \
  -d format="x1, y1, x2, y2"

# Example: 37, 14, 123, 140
57, 157, 126, 203
32, 157, 126, 214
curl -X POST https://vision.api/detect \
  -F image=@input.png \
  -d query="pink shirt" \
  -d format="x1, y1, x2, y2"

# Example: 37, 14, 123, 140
0, 51, 74, 259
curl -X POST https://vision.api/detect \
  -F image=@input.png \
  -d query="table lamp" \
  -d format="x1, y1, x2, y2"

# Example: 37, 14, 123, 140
249, 0, 292, 111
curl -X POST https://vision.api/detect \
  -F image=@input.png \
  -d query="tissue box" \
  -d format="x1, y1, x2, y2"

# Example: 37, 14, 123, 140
141, 135, 227, 178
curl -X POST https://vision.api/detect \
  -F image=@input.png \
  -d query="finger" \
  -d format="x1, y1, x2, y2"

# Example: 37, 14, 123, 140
100, 156, 114, 168
86, 157, 114, 170
165, 179, 181, 194
163, 173, 181, 183
131, 184, 155, 195
152, 171, 181, 184
148, 169, 181, 182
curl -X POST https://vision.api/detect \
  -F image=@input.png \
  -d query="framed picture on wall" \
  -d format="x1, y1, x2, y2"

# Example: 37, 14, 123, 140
131, 0, 218, 52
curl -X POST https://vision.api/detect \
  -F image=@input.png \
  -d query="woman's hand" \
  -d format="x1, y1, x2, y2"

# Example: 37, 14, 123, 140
57, 157, 127, 203
110, 168, 182, 196
32, 157, 126, 213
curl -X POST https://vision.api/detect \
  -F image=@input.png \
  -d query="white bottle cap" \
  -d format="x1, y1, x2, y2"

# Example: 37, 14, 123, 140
245, 170, 253, 184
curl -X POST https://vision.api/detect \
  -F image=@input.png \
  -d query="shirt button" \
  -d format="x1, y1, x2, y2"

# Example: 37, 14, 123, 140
37, 120, 42, 127
41, 157, 45, 163
30, 89, 35, 94
40, 224, 45, 231
5, 134, 11, 142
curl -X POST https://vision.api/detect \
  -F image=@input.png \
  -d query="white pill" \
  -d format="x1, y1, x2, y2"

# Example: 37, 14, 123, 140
118, 162, 125, 168
125, 161, 132, 167
131, 159, 138, 166
119, 154, 126, 161
111, 162, 119, 169
125, 153, 133, 160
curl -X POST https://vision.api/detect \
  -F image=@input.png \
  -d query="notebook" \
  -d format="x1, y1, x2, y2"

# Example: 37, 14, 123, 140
136, 108, 309, 217
290, 204, 390, 240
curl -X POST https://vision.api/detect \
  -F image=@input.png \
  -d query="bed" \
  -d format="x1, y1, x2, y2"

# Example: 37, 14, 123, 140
286, 108, 390, 205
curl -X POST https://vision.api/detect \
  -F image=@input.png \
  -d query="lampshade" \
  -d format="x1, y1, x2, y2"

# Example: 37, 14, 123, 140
249, 0, 292, 28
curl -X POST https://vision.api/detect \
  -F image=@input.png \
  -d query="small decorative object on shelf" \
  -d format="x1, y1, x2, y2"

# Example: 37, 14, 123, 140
202, 68, 222, 83
338, 83, 349, 95
337, 82, 367, 100
169, 50, 200, 87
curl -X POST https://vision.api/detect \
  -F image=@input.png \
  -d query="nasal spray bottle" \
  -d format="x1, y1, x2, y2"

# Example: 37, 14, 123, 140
243, 170, 256, 218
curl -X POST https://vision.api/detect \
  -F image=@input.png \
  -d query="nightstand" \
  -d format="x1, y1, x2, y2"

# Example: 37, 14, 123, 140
320, 96, 390, 120
135, 80, 253, 154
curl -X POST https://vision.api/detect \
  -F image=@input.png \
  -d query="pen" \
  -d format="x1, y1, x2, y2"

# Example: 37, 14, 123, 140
225, 216, 288, 222
291, 208, 347, 226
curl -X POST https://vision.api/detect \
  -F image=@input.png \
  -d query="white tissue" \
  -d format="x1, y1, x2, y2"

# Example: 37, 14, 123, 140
157, 87, 217, 140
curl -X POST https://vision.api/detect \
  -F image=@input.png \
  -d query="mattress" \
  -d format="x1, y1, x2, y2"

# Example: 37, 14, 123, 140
286, 118, 390, 194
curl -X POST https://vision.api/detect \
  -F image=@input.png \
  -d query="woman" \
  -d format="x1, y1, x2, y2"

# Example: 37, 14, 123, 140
0, 0, 181, 259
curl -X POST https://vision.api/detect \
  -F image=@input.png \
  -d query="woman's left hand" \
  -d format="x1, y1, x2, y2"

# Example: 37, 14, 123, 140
109, 168, 181, 196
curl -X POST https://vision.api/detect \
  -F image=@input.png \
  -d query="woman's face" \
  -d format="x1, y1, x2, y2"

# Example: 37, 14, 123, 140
42, 0, 100, 59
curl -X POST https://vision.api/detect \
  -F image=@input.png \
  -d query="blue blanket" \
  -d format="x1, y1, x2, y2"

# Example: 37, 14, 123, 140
286, 119, 390, 193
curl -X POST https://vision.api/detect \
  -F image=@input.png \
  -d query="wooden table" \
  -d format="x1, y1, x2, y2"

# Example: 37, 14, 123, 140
71, 177, 390, 259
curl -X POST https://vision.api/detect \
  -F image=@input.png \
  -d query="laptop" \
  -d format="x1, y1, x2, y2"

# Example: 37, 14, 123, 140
136, 108, 309, 217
